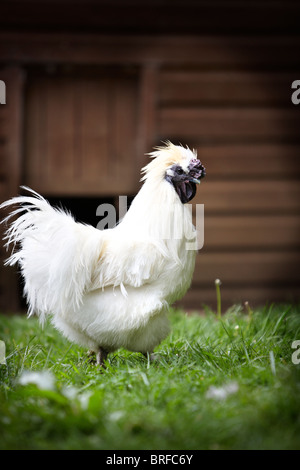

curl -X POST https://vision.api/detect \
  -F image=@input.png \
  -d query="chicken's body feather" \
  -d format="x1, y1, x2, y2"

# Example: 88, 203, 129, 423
1, 142, 205, 362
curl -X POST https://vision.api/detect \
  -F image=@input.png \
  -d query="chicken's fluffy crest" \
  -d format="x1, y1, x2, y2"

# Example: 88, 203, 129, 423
141, 141, 197, 182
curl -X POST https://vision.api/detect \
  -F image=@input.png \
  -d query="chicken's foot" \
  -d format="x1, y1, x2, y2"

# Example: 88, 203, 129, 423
87, 348, 108, 367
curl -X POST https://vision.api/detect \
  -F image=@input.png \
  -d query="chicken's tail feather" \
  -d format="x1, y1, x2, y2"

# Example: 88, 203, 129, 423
1, 187, 101, 322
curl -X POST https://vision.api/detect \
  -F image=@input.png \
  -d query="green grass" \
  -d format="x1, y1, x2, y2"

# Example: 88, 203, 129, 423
1, 303, 300, 450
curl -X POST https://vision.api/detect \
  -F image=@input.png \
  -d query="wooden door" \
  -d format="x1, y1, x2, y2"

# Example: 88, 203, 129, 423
24, 67, 140, 196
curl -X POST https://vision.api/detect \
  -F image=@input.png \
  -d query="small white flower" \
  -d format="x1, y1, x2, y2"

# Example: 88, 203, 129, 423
78, 392, 92, 410
109, 411, 124, 422
206, 381, 239, 401
18, 370, 56, 391
62, 385, 78, 400
62, 386, 92, 410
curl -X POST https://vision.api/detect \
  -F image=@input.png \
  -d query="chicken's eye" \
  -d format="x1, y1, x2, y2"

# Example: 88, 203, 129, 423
176, 167, 184, 175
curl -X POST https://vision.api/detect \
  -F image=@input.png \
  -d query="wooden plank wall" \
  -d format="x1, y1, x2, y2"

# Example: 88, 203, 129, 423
156, 65, 300, 309
0, 67, 24, 312
0, 32, 299, 312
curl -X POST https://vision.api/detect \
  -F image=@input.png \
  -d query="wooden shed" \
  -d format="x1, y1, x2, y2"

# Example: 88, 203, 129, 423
0, 1, 300, 312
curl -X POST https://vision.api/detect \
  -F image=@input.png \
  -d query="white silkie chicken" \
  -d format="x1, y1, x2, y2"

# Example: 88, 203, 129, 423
1, 142, 206, 366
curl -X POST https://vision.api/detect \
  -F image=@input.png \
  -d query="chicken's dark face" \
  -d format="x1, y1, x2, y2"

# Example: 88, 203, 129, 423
165, 158, 206, 204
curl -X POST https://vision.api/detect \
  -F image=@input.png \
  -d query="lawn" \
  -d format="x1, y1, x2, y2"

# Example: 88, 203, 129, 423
1, 303, 300, 450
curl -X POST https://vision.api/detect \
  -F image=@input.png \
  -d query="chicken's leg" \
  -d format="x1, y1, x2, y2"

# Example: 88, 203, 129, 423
142, 352, 157, 362
96, 347, 108, 367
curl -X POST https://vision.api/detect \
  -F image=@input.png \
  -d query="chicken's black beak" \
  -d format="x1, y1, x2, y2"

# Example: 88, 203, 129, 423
165, 158, 206, 204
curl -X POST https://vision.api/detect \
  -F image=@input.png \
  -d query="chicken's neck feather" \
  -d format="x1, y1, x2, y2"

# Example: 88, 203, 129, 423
120, 177, 196, 248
